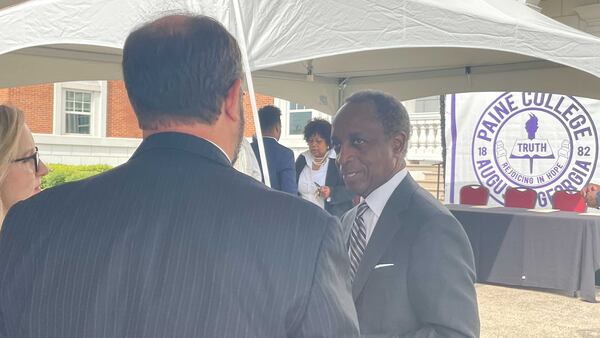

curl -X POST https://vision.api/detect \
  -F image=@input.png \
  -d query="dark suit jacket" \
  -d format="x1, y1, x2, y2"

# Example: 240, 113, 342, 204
251, 137, 297, 195
295, 155, 354, 218
341, 174, 479, 338
0, 132, 359, 338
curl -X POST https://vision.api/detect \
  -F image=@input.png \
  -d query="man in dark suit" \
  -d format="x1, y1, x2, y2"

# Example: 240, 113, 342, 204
251, 105, 297, 194
0, 15, 359, 338
331, 90, 479, 337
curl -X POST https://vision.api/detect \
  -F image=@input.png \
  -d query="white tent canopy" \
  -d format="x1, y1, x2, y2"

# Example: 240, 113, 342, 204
1, 0, 600, 115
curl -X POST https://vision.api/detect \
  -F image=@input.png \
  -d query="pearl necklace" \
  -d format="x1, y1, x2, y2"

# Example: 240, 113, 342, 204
312, 154, 327, 168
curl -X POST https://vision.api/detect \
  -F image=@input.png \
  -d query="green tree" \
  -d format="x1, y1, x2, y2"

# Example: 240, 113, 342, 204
42, 164, 112, 189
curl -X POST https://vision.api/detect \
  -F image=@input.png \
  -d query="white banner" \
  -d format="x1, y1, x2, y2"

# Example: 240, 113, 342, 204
444, 92, 600, 208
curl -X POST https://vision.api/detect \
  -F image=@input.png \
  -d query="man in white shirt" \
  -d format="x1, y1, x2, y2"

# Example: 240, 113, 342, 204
233, 138, 262, 181
332, 90, 480, 338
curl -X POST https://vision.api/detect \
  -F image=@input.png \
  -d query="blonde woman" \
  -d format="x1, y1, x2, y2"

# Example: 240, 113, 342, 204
0, 105, 49, 227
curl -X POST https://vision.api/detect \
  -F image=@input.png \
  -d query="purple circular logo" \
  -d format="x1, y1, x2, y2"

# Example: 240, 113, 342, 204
471, 92, 598, 207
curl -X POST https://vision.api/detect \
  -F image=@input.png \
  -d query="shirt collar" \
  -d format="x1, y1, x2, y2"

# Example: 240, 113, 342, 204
205, 138, 231, 164
364, 168, 408, 218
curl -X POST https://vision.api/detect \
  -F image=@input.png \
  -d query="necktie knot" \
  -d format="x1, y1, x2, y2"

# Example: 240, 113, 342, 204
356, 201, 369, 218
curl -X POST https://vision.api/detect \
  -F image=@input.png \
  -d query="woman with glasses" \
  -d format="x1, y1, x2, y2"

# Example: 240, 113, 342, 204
0, 105, 49, 227
295, 118, 354, 218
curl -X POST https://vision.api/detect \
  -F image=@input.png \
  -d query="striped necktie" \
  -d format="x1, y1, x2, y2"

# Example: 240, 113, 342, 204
349, 202, 369, 282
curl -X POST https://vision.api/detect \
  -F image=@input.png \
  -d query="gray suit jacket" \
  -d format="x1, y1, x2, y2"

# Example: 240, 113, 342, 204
0, 132, 359, 338
341, 174, 479, 338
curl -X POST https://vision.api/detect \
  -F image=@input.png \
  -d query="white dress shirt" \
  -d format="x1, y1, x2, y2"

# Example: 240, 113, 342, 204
233, 138, 262, 181
361, 168, 408, 243
298, 149, 337, 209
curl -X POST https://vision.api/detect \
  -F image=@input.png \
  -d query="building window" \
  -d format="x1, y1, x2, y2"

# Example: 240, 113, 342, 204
288, 102, 312, 135
289, 102, 306, 110
53, 81, 107, 137
273, 98, 332, 155
415, 96, 440, 113
281, 100, 331, 137
289, 111, 312, 135
65, 90, 92, 134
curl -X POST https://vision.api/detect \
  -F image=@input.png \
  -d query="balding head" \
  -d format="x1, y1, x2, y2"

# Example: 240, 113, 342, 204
149, 14, 190, 30
122, 14, 242, 130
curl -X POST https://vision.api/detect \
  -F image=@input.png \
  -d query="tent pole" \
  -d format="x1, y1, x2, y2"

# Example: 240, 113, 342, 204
232, 0, 271, 187
439, 94, 446, 202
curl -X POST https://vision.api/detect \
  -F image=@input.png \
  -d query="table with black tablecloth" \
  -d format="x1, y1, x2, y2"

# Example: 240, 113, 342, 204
447, 204, 600, 302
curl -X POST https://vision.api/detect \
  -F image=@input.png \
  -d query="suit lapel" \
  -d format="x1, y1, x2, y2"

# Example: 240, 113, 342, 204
352, 174, 418, 300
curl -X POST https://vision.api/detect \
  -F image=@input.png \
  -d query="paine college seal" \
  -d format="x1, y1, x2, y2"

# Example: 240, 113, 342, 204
471, 92, 598, 207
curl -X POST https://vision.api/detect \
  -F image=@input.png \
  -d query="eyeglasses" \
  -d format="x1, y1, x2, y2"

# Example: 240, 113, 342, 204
12, 147, 40, 173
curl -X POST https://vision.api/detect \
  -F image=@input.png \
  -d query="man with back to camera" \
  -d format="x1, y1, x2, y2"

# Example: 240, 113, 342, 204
0, 14, 359, 338
331, 90, 479, 337
251, 105, 298, 194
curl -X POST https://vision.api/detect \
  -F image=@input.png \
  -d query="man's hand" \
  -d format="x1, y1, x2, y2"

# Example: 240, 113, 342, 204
581, 183, 600, 197
582, 183, 600, 208
584, 191, 599, 208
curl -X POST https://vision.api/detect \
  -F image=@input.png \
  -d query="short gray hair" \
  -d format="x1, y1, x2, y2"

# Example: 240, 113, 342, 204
344, 90, 411, 155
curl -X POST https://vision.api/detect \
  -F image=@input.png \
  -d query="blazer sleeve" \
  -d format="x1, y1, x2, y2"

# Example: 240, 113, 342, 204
295, 155, 306, 184
279, 148, 298, 195
292, 216, 360, 337
402, 214, 480, 338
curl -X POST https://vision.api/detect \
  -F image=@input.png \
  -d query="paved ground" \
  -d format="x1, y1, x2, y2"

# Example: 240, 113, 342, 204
476, 284, 600, 338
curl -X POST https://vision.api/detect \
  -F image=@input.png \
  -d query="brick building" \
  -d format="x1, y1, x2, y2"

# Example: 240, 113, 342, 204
0, 80, 283, 165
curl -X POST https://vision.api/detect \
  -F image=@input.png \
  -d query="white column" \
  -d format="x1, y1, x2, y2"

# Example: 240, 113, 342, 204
418, 121, 428, 158
434, 122, 443, 159
409, 123, 420, 158
426, 121, 436, 155
406, 115, 443, 162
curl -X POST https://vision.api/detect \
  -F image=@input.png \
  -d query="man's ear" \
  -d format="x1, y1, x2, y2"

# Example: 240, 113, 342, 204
392, 132, 408, 155
223, 78, 242, 122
